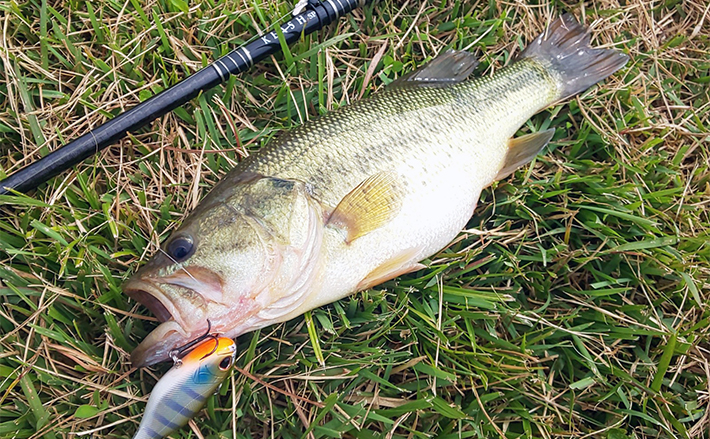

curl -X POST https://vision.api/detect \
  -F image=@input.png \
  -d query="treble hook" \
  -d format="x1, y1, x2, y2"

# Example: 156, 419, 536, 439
169, 320, 220, 365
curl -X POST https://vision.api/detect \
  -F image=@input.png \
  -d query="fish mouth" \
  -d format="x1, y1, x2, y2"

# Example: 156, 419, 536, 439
124, 277, 209, 368
124, 278, 190, 328
124, 282, 173, 323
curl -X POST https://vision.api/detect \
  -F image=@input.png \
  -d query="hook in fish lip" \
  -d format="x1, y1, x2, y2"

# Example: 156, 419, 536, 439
125, 273, 219, 367
169, 320, 222, 364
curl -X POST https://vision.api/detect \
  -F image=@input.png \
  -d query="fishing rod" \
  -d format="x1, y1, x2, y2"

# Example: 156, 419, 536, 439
0, 0, 368, 195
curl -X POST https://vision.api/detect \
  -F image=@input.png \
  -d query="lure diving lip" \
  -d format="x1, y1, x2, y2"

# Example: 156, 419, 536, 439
132, 337, 236, 439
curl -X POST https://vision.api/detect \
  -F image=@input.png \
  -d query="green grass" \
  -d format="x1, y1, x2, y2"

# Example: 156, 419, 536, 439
1, 1, 709, 438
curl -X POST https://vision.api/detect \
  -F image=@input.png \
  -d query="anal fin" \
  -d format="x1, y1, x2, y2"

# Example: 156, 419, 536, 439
357, 247, 425, 291
327, 171, 403, 244
495, 129, 555, 180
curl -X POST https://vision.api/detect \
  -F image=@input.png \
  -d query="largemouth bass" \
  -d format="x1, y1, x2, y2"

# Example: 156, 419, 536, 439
126, 14, 628, 367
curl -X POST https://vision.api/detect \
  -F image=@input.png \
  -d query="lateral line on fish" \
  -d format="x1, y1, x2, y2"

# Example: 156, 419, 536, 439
125, 14, 629, 372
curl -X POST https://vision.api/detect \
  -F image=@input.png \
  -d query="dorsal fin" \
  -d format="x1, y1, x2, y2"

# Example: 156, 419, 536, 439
389, 49, 479, 89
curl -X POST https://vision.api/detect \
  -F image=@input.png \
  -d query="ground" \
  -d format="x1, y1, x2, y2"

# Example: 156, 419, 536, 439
0, 0, 709, 438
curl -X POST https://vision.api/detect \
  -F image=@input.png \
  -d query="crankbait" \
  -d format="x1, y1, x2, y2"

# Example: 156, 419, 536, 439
132, 336, 236, 439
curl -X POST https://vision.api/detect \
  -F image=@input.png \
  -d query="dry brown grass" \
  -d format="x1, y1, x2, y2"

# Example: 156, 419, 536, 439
1, 0, 709, 438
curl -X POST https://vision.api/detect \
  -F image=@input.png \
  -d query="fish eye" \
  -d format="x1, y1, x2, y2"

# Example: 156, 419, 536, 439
219, 356, 233, 371
167, 235, 194, 262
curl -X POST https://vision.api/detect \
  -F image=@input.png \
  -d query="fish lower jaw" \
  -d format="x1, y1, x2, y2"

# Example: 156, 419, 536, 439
125, 280, 213, 367
130, 320, 191, 367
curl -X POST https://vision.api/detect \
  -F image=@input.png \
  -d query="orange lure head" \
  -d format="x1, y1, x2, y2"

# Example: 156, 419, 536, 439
181, 337, 236, 374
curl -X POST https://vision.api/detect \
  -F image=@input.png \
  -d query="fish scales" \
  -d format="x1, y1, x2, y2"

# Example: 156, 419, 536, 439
243, 60, 555, 207
125, 14, 628, 368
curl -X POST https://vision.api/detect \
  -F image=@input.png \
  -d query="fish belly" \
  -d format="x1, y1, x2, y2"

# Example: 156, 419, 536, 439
307, 141, 500, 312
247, 64, 556, 317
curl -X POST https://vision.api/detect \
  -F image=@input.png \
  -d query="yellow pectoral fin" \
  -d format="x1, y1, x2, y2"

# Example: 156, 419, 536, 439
327, 171, 403, 244
495, 129, 555, 181
357, 247, 425, 291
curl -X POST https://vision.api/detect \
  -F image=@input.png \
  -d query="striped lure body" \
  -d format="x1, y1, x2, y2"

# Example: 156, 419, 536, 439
132, 337, 236, 439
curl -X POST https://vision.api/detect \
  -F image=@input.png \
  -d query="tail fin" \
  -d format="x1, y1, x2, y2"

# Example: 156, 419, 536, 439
519, 14, 628, 100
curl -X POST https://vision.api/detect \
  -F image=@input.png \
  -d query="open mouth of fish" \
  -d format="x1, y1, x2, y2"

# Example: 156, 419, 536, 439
124, 277, 209, 368
125, 282, 173, 322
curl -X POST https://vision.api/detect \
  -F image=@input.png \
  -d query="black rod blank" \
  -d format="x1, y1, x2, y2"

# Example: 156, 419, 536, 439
0, 0, 366, 195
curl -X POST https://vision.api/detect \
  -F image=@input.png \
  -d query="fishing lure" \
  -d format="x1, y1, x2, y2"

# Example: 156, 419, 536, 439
132, 336, 236, 439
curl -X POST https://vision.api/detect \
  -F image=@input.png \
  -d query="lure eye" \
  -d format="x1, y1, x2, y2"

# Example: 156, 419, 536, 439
167, 235, 194, 261
219, 356, 233, 371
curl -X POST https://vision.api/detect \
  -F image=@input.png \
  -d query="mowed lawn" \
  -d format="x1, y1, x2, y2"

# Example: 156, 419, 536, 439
1, 1, 708, 438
